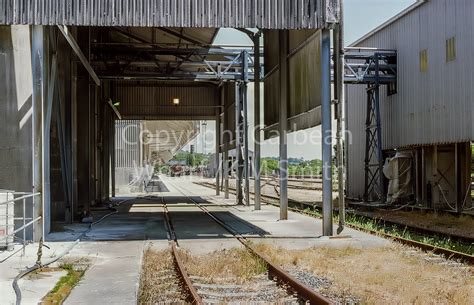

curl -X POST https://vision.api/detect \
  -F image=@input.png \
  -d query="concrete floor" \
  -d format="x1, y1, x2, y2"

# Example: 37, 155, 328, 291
0, 175, 390, 304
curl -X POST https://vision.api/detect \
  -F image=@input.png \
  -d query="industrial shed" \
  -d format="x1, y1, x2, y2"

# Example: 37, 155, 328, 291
346, 0, 473, 211
0, 0, 342, 240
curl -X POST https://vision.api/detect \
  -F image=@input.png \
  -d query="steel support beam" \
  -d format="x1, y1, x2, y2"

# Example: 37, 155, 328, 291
242, 51, 250, 206
321, 29, 333, 236
224, 142, 230, 199
455, 143, 461, 213
57, 25, 101, 86
215, 112, 221, 196
334, 7, 345, 234
279, 30, 289, 220
235, 84, 244, 205
111, 117, 116, 197
254, 33, 262, 211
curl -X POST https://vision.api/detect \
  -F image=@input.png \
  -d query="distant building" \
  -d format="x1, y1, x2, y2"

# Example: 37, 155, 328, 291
346, 0, 473, 210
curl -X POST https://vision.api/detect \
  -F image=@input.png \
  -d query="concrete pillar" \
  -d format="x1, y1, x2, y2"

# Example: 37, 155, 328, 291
279, 30, 288, 220
254, 33, 262, 210
321, 29, 333, 236
31, 26, 51, 241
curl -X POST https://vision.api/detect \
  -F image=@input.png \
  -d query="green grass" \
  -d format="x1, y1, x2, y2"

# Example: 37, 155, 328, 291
343, 213, 473, 255
42, 263, 86, 304
286, 203, 473, 256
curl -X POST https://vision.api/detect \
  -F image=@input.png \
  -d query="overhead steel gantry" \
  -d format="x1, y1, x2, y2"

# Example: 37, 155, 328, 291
341, 48, 398, 203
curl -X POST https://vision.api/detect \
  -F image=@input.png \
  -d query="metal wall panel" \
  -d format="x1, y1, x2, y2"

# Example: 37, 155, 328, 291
0, 0, 339, 29
263, 30, 322, 138
346, 0, 474, 198
115, 120, 141, 168
112, 81, 219, 120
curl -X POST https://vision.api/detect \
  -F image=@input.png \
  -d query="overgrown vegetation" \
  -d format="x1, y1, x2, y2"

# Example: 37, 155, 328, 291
344, 213, 474, 255
297, 205, 473, 255
261, 157, 323, 176
41, 263, 86, 305
180, 247, 267, 283
138, 248, 184, 305
254, 243, 474, 304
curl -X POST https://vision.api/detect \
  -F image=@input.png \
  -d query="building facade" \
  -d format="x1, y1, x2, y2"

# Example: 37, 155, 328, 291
346, 0, 473, 210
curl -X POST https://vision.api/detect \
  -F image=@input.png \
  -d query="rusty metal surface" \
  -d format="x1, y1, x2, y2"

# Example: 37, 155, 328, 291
0, 0, 339, 29
163, 204, 203, 304
183, 191, 333, 304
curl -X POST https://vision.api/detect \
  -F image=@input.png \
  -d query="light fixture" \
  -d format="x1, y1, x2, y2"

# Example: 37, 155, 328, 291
113, 101, 120, 107
173, 98, 180, 106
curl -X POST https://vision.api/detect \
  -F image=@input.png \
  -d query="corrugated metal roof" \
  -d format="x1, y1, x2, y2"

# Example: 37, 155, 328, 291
0, 0, 338, 29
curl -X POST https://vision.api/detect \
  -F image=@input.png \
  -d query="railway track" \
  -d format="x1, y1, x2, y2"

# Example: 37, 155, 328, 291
162, 179, 333, 305
196, 181, 474, 265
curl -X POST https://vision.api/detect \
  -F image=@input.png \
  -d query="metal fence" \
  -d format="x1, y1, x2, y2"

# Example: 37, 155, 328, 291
0, 191, 41, 254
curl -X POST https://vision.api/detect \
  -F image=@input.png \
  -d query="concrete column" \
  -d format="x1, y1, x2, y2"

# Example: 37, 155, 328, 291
254, 33, 262, 210
215, 112, 221, 195
279, 30, 289, 220
321, 29, 333, 236
31, 26, 52, 240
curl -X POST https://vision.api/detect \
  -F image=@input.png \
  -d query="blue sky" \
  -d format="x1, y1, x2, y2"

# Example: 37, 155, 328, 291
189, 0, 416, 159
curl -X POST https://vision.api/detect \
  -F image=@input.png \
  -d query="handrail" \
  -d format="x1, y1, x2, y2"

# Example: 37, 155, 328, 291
0, 193, 41, 206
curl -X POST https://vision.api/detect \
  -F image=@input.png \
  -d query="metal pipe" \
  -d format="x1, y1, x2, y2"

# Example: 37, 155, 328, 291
254, 33, 262, 211
321, 29, 333, 236
279, 30, 289, 220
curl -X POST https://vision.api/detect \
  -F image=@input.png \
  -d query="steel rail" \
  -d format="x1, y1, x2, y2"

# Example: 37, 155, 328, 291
168, 180, 332, 305
196, 181, 474, 265
161, 198, 203, 305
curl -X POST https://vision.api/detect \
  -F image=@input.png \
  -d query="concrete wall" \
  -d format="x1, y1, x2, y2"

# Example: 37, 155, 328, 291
0, 26, 33, 193
0, 25, 34, 238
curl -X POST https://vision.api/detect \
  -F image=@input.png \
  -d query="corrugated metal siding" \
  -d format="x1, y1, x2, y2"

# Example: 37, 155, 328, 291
112, 81, 219, 120
115, 120, 141, 168
263, 30, 322, 138
346, 0, 474, 198
0, 0, 336, 29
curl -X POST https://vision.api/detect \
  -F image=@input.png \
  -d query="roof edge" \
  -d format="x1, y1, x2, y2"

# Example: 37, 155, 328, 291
349, 0, 428, 47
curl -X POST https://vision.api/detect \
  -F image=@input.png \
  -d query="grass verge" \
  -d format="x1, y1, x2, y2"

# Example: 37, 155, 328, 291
41, 263, 85, 305
254, 243, 474, 305
180, 247, 267, 283
298, 206, 474, 255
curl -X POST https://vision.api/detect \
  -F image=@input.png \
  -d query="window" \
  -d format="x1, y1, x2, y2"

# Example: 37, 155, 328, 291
420, 49, 428, 72
446, 37, 456, 62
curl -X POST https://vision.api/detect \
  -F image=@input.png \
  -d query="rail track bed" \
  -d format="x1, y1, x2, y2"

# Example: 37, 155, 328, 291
151, 179, 336, 305
197, 181, 474, 264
